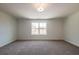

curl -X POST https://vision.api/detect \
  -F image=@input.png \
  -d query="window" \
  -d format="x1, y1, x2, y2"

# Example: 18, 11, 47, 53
31, 22, 47, 35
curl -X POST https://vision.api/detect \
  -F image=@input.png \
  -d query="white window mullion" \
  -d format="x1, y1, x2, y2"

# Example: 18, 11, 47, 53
38, 23, 40, 35
31, 22, 47, 35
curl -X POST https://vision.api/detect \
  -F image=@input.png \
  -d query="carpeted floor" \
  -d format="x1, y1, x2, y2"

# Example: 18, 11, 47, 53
0, 40, 79, 55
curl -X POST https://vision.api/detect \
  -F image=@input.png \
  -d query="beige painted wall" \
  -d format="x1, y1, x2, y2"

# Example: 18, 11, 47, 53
64, 12, 79, 47
0, 11, 17, 47
17, 18, 64, 40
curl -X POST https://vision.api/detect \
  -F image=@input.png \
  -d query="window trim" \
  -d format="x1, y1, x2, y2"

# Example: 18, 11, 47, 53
31, 22, 47, 35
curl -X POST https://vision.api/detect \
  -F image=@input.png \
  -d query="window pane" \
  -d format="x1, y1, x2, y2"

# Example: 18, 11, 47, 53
40, 29, 47, 35
32, 23, 39, 28
31, 22, 47, 35
32, 29, 39, 35
40, 23, 47, 28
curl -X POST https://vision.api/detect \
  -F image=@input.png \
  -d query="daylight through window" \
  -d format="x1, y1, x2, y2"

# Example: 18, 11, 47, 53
31, 22, 47, 35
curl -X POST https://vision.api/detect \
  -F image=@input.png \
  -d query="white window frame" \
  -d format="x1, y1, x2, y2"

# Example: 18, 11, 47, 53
31, 22, 47, 35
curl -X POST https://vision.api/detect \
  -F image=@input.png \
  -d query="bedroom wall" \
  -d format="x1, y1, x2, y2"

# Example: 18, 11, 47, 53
64, 11, 79, 47
17, 18, 64, 40
0, 11, 17, 47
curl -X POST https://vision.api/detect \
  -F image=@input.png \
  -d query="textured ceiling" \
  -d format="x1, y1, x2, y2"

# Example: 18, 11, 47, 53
0, 3, 79, 19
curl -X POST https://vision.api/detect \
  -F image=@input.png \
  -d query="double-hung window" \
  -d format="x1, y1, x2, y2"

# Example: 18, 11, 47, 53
31, 22, 47, 35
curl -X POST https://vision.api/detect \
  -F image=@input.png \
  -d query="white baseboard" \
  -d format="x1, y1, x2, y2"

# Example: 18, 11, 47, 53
0, 40, 16, 47
65, 40, 79, 47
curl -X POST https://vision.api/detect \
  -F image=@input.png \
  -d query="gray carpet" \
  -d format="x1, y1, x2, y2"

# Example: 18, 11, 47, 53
0, 40, 79, 55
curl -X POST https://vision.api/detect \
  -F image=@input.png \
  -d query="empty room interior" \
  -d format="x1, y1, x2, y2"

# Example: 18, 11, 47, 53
0, 3, 79, 55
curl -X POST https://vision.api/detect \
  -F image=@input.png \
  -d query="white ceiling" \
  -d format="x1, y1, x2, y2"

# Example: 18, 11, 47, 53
0, 3, 79, 19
